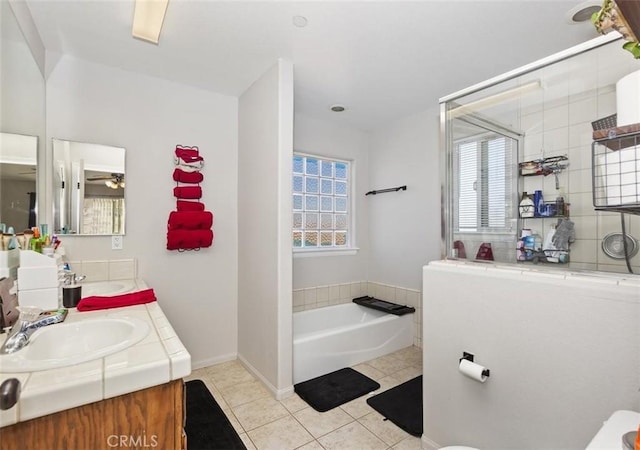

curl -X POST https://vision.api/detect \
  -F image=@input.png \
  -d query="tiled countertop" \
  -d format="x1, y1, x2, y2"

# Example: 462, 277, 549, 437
0, 280, 191, 428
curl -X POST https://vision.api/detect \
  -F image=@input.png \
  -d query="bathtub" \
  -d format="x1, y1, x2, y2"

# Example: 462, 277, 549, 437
293, 303, 414, 383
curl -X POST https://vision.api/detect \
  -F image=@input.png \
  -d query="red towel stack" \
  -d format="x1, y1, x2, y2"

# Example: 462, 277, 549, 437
167, 145, 215, 251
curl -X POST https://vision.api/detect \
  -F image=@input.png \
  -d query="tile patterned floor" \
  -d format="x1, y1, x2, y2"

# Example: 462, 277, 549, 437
185, 346, 423, 450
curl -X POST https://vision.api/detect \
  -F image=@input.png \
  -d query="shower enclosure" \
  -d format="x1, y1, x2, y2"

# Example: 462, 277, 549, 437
440, 34, 640, 273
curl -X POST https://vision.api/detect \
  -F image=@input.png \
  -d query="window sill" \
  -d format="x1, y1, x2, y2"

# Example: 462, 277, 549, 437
293, 247, 360, 258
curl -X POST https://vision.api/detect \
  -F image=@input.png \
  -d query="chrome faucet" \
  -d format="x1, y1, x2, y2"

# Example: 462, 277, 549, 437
0, 307, 66, 354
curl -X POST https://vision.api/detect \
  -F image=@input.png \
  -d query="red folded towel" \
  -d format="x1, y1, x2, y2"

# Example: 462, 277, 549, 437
175, 146, 203, 164
174, 186, 202, 199
173, 168, 203, 184
168, 211, 213, 230
176, 200, 205, 211
76, 288, 157, 312
167, 229, 214, 250
175, 146, 199, 159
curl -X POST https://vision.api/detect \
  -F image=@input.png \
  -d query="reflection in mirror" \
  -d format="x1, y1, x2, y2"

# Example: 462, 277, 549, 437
52, 139, 126, 235
0, 133, 37, 231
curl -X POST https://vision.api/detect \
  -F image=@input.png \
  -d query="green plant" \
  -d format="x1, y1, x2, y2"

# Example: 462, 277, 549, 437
592, 0, 640, 58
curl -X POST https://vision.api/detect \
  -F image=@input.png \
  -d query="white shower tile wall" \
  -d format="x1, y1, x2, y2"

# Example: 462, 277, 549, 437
292, 281, 423, 348
65, 259, 137, 282
518, 42, 640, 273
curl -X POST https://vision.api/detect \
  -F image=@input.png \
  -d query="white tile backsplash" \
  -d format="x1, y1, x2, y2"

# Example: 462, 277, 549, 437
108, 259, 136, 280
304, 288, 317, 306
65, 258, 136, 281
79, 261, 109, 282
293, 290, 304, 307
316, 286, 329, 302
339, 283, 350, 301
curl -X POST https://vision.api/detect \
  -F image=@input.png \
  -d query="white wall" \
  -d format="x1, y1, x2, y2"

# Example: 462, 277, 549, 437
368, 107, 442, 290
238, 60, 294, 397
7, 0, 45, 75
422, 261, 640, 450
46, 54, 239, 368
292, 113, 370, 289
1, 1, 46, 217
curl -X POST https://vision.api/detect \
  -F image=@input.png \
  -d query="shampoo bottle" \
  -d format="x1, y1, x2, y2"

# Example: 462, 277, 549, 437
533, 190, 544, 217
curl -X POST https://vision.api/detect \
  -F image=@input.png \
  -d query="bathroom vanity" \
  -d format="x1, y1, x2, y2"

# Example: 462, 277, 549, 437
0, 280, 191, 450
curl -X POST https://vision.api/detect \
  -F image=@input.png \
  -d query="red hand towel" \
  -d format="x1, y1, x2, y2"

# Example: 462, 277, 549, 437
176, 200, 205, 211
175, 146, 199, 159
176, 154, 204, 164
76, 288, 157, 312
173, 168, 203, 184
168, 211, 214, 230
175, 147, 203, 164
174, 186, 202, 199
167, 229, 214, 250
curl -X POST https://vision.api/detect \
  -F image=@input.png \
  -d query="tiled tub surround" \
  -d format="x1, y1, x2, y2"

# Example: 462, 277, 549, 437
293, 281, 423, 348
65, 258, 137, 282
0, 280, 191, 428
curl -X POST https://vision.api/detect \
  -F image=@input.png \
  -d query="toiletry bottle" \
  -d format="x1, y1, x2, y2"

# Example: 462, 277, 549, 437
519, 192, 535, 218
533, 232, 543, 252
533, 190, 544, 217
555, 196, 565, 216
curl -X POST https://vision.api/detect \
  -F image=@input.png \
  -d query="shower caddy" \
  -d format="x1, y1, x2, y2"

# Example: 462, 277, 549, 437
517, 156, 571, 264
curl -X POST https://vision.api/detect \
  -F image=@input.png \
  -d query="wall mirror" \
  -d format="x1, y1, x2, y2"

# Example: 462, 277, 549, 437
1, 2, 45, 232
52, 139, 126, 235
0, 133, 38, 231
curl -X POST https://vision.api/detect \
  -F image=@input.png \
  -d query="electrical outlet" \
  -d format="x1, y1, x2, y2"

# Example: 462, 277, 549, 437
112, 235, 123, 250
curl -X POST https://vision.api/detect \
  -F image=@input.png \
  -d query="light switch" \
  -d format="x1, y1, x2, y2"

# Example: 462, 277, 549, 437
112, 235, 123, 250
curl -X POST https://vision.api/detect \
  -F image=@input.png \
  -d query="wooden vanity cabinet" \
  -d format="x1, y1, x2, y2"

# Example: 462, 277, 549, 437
0, 379, 185, 450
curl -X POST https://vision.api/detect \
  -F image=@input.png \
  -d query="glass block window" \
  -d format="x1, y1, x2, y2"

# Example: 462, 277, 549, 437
293, 154, 350, 249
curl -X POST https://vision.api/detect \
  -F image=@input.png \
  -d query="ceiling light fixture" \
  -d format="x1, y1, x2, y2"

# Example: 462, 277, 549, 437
449, 80, 542, 118
566, 1, 602, 24
330, 104, 346, 112
132, 0, 169, 44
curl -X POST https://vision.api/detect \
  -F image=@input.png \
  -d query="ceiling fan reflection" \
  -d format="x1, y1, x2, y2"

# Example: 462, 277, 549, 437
86, 173, 125, 189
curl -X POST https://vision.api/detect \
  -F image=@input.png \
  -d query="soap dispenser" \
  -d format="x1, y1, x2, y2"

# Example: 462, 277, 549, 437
519, 192, 535, 218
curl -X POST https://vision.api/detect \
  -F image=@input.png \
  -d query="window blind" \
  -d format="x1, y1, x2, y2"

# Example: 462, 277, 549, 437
455, 135, 515, 232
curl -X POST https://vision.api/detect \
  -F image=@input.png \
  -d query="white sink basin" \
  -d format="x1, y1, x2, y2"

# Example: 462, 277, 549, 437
0, 317, 149, 372
81, 280, 141, 298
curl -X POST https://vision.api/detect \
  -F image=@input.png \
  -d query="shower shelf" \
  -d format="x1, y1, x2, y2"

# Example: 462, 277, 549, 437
352, 296, 415, 316
591, 128, 640, 216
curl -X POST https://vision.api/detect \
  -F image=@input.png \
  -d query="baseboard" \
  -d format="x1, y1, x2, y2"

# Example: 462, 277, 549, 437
191, 352, 237, 371
421, 434, 440, 450
237, 353, 294, 401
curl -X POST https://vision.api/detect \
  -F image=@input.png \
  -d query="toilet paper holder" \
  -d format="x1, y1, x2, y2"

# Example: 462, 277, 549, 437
460, 352, 490, 378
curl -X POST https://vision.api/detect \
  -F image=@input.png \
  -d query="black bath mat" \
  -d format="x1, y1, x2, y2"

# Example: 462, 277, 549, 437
185, 379, 246, 450
366, 375, 422, 436
294, 367, 380, 412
